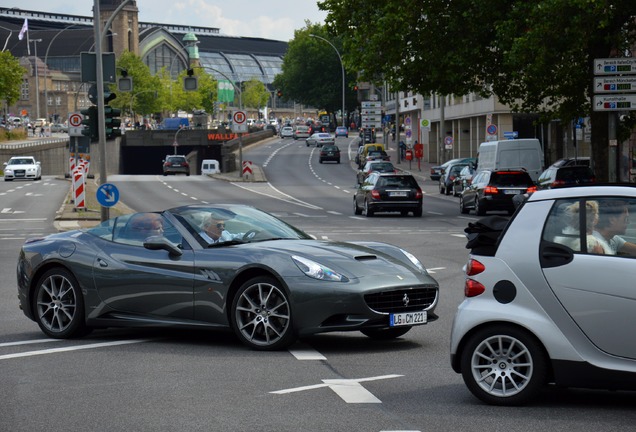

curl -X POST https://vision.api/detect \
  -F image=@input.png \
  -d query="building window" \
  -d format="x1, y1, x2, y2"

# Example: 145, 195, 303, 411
21, 79, 29, 100
56, 97, 62, 106
47, 97, 53, 106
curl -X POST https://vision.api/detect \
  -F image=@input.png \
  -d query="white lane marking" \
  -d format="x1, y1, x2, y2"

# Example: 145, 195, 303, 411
426, 267, 445, 274
271, 374, 403, 403
427, 211, 443, 215
232, 182, 322, 210
288, 346, 327, 360
0, 338, 59, 347
0, 339, 150, 361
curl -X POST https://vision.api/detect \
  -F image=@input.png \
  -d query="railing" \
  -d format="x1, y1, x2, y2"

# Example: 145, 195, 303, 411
0, 138, 69, 149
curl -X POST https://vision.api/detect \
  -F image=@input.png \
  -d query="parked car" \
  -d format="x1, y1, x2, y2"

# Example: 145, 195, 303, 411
549, 156, 591, 168
17, 204, 439, 351
357, 161, 397, 185
335, 126, 349, 138
293, 125, 311, 140
3, 156, 42, 181
459, 169, 537, 215
279, 126, 294, 138
439, 162, 471, 195
364, 150, 391, 166
162, 155, 190, 176
451, 164, 476, 196
353, 172, 423, 217
430, 157, 476, 181
50, 123, 68, 133
536, 165, 596, 189
319, 145, 341, 163
306, 132, 335, 147
356, 143, 385, 168
451, 186, 636, 405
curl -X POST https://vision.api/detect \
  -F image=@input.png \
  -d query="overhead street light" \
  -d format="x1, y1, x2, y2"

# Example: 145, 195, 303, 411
309, 34, 345, 129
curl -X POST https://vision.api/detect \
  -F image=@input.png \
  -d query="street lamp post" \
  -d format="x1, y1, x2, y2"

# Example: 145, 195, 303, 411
196, 66, 244, 171
44, 25, 82, 123
309, 34, 345, 129
29, 38, 42, 119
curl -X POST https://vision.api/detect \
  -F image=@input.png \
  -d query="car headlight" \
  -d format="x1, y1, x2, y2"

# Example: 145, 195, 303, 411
400, 249, 426, 273
291, 255, 348, 282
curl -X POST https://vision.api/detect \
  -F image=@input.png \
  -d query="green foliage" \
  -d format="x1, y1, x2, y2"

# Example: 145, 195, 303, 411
0, 51, 26, 106
0, 126, 28, 142
113, 51, 160, 117
273, 22, 358, 116
242, 78, 270, 110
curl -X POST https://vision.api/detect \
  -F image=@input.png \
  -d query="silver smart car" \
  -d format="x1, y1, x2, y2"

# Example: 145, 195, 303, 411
451, 185, 636, 405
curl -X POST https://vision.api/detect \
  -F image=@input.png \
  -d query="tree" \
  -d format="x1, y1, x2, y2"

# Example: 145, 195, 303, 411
0, 51, 26, 108
273, 22, 358, 120
113, 51, 159, 118
319, 0, 636, 181
242, 78, 270, 113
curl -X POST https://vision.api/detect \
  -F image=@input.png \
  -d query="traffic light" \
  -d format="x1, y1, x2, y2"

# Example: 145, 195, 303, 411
353, 85, 359, 91
183, 68, 198, 91
104, 105, 122, 140
276, 89, 282, 98
80, 105, 98, 142
104, 85, 117, 105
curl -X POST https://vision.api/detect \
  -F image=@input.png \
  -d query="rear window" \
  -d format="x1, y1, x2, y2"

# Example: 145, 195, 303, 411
167, 156, 186, 163
376, 175, 419, 188
318, 133, 331, 138
491, 172, 534, 186
556, 167, 595, 181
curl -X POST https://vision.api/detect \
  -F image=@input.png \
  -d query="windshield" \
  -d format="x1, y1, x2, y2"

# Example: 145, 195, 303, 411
169, 205, 312, 246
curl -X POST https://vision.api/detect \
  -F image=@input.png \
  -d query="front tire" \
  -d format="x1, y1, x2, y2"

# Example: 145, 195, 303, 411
33, 268, 87, 339
231, 277, 295, 350
460, 326, 548, 406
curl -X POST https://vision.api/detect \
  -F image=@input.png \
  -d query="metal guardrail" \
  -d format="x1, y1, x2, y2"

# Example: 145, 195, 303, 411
0, 138, 69, 149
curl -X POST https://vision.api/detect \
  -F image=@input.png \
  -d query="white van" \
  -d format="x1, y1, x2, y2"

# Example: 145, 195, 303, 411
476, 138, 544, 181
201, 159, 220, 175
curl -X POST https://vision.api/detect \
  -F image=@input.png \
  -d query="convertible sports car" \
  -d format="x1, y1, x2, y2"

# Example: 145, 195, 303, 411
17, 205, 439, 350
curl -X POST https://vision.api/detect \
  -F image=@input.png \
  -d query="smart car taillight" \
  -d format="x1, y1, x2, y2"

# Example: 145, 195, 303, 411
465, 279, 486, 297
466, 258, 485, 276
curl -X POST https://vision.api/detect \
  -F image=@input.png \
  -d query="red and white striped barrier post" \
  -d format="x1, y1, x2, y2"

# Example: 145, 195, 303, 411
73, 168, 85, 210
242, 160, 253, 180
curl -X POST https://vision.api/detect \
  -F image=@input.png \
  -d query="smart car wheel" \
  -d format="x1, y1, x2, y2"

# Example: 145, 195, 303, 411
33, 268, 87, 339
460, 326, 548, 406
361, 326, 411, 340
231, 277, 295, 351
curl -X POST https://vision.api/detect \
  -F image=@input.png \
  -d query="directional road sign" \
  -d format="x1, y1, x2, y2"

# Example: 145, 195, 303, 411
594, 58, 636, 75
593, 94, 636, 111
594, 76, 636, 93
96, 183, 119, 208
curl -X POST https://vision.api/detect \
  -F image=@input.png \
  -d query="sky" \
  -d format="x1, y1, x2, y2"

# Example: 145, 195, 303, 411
6, 0, 329, 42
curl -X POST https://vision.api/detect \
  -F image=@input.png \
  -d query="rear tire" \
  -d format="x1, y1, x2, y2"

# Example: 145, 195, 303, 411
353, 198, 362, 215
460, 325, 548, 406
476, 198, 486, 216
364, 200, 374, 217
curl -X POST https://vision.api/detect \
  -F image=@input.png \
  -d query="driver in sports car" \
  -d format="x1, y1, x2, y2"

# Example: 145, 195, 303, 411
200, 217, 244, 244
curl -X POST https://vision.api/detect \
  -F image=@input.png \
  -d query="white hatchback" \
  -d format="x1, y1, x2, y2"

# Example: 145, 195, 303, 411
3, 156, 42, 181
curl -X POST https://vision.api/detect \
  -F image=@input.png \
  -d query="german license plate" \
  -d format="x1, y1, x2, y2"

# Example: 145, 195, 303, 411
503, 189, 518, 195
389, 191, 407, 197
390, 311, 427, 327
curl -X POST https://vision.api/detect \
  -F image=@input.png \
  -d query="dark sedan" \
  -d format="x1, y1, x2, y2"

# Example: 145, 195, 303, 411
17, 205, 439, 351
354, 172, 423, 217
460, 169, 537, 215
319, 145, 341, 163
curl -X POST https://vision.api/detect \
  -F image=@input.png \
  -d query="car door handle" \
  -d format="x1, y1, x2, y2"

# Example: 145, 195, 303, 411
97, 258, 109, 268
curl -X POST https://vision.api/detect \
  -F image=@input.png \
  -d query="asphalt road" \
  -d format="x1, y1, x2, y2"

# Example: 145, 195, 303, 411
1, 138, 635, 431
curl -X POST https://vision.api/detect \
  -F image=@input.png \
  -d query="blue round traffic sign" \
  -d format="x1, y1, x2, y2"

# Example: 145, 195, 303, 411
96, 183, 119, 208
